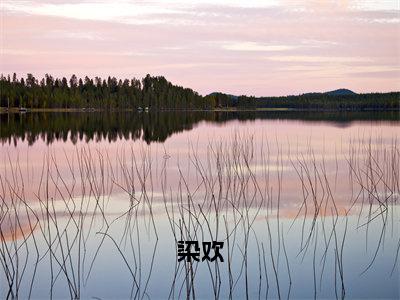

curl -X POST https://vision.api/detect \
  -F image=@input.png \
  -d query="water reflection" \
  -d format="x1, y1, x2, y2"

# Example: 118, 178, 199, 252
1, 111, 399, 146
0, 113, 399, 299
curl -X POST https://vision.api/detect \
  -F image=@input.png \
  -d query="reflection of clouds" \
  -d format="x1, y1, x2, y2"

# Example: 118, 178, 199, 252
370, 192, 400, 202
223, 163, 289, 175
278, 205, 349, 219
1, 125, 398, 242
0, 213, 35, 242
2, 188, 395, 242
1, 194, 132, 242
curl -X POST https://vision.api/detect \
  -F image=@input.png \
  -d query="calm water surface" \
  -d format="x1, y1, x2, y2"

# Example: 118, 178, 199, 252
0, 111, 399, 299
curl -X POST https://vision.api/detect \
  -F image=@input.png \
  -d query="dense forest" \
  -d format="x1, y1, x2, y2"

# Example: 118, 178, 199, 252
244, 92, 399, 110
0, 73, 210, 110
0, 73, 399, 111
210, 92, 399, 110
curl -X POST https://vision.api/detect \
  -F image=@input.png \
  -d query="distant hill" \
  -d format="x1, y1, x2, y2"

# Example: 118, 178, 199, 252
325, 89, 357, 96
210, 89, 357, 99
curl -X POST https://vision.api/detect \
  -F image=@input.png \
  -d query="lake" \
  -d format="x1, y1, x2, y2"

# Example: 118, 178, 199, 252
0, 111, 399, 299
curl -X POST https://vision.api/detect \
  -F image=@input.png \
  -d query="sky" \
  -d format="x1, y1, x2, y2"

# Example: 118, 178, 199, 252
1, 0, 399, 96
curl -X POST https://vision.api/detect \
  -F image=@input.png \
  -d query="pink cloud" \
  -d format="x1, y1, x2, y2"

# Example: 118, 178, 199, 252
1, 1, 399, 96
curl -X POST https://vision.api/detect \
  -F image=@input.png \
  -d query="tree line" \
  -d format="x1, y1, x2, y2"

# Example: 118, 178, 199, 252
236, 92, 399, 110
1, 73, 399, 111
193, 91, 399, 111
0, 73, 211, 110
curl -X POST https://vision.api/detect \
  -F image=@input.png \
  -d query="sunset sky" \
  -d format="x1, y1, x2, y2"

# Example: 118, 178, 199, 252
1, 0, 399, 96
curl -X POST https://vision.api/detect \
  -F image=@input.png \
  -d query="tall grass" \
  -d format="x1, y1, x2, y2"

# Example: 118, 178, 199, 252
0, 133, 399, 299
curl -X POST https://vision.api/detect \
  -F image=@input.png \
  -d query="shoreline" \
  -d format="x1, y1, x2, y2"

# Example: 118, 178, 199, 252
1, 107, 399, 113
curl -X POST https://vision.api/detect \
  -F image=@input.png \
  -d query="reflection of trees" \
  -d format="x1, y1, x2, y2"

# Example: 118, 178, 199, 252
0, 111, 398, 146
213, 110, 400, 124
0, 112, 217, 146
